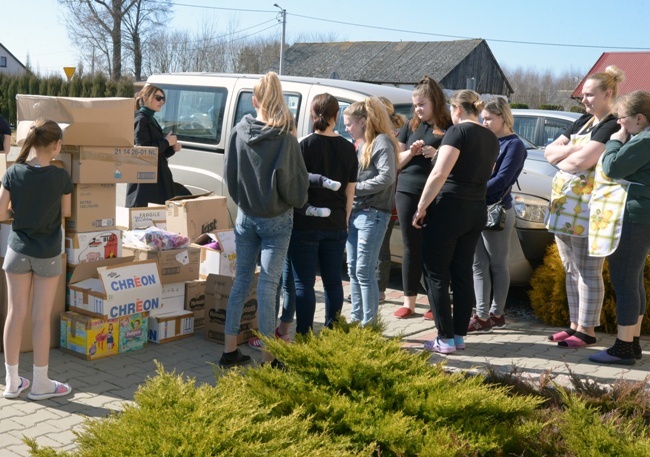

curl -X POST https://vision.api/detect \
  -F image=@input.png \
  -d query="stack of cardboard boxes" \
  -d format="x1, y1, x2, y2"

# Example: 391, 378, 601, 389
0, 95, 257, 361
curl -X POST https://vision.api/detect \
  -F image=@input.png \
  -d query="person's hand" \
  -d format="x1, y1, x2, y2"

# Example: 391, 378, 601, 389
166, 131, 178, 146
173, 143, 182, 152
422, 145, 437, 161
611, 126, 629, 143
410, 140, 424, 157
412, 208, 426, 228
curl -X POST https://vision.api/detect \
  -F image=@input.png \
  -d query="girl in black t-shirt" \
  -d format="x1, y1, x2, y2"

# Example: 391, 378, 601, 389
1, 119, 73, 400
394, 76, 452, 319
413, 90, 499, 354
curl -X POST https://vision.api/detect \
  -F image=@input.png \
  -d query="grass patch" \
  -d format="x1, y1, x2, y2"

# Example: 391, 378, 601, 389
27, 325, 650, 456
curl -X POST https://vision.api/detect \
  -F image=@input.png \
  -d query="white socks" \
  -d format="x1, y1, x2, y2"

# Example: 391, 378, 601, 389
322, 178, 341, 191
4, 363, 20, 394
31, 364, 55, 394
305, 206, 331, 217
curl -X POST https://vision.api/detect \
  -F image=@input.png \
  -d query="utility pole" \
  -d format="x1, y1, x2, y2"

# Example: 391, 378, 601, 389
274, 3, 286, 75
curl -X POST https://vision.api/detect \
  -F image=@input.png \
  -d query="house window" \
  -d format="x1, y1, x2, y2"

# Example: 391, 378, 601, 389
0, 56, 6, 68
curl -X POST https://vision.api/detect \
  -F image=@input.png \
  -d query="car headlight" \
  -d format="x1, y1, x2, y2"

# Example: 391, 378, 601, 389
513, 194, 549, 226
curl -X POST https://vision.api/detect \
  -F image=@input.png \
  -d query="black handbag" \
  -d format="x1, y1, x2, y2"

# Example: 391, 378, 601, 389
484, 200, 506, 231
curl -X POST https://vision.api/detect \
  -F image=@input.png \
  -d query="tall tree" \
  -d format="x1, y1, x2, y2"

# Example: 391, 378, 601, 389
59, 0, 139, 80
122, 0, 172, 81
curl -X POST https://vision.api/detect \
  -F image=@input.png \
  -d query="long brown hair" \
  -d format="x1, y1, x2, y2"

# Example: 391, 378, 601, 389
311, 93, 339, 132
344, 97, 399, 169
16, 119, 63, 164
409, 76, 451, 132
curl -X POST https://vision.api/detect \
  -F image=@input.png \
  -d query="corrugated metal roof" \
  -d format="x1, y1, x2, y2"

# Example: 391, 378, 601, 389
572, 52, 650, 98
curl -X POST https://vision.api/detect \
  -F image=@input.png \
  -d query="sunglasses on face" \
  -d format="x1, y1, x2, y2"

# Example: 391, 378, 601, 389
154, 95, 166, 102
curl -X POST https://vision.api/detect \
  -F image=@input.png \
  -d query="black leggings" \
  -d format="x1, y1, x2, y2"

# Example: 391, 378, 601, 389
395, 190, 424, 296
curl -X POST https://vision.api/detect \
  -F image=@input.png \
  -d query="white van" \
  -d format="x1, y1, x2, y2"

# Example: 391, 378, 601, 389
144, 72, 413, 222
144, 73, 554, 285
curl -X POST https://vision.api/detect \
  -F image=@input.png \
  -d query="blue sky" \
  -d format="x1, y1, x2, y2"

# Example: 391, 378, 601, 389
3, 0, 648, 79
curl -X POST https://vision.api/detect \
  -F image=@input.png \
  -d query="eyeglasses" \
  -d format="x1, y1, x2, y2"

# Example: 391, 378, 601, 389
617, 114, 633, 120
154, 95, 166, 102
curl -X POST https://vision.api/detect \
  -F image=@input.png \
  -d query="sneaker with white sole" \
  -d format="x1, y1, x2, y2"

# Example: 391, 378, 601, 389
489, 313, 506, 329
454, 335, 465, 350
424, 337, 456, 354
467, 315, 493, 334
249, 327, 291, 351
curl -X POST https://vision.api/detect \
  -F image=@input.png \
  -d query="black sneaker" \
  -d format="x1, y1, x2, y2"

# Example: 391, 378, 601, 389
262, 359, 286, 370
218, 349, 251, 368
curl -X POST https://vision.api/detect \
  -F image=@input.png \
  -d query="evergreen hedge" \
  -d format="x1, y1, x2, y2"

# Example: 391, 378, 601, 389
26, 325, 650, 456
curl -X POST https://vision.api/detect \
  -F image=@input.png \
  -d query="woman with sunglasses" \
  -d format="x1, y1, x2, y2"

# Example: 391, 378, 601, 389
126, 84, 182, 207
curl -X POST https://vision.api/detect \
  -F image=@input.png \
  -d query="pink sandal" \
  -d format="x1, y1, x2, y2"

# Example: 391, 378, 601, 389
27, 381, 72, 401
557, 334, 597, 349
547, 330, 574, 342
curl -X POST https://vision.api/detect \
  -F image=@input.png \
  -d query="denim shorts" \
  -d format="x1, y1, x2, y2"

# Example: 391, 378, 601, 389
2, 247, 63, 277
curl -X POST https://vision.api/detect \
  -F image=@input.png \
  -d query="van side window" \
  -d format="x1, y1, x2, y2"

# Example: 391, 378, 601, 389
155, 85, 227, 145
234, 91, 302, 127
335, 100, 352, 141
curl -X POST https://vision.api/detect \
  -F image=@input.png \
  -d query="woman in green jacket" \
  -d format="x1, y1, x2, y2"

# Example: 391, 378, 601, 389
589, 90, 650, 366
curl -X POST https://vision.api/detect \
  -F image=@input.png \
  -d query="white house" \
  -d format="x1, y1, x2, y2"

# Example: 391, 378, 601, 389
0, 43, 28, 75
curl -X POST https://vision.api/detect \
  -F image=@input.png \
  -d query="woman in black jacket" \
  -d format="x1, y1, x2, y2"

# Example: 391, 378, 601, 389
126, 84, 182, 207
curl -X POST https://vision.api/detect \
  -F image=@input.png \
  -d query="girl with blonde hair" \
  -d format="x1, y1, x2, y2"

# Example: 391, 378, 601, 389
219, 72, 309, 368
343, 97, 398, 326
544, 65, 624, 349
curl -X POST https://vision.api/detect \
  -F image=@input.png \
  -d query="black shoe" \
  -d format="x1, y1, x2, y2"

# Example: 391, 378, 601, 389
262, 359, 286, 370
218, 349, 251, 368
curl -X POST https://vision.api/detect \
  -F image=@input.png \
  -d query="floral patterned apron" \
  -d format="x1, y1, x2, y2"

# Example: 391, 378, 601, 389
587, 156, 633, 257
547, 117, 597, 237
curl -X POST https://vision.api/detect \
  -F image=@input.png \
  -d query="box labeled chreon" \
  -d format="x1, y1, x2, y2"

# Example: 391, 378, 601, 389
68, 257, 162, 319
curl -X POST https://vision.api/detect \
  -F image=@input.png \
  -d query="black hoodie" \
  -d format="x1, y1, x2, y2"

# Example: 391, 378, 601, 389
225, 114, 308, 218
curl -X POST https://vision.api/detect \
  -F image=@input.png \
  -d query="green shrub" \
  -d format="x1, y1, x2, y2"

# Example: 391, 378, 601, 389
27, 326, 650, 456
539, 104, 564, 111
529, 243, 650, 334
510, 103, 529, 109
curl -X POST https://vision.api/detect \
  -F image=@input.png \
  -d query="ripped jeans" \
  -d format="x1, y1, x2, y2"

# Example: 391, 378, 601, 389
346, 208, 390, 326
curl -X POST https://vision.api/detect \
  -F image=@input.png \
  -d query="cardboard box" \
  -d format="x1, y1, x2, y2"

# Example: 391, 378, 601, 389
166, 194, 230, 242
204, 273, 258, 345
184, 279, 206, 328
148, 310, 194, 344
66, 184, 117, 232
0, 254, 67, 353
150, 281, 186, 317
68, 257, 163, 319
16, 95, 134, 147
1, 148, 72, 177
60, 312, 119, 360
122, 245, 200, 284
118, 313, 149, 353
116, 205, 166, 230
65, 229, 122, 266
63, 145, 158, 184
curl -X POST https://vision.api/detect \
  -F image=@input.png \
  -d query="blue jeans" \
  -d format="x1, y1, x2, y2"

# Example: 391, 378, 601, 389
225, 209, 293, 338
289, 228, 348, 334
347, 209, 390, 326
275, 256, 295, 324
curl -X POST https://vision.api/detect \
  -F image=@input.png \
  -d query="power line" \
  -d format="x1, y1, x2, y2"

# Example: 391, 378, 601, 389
170, 2, 648, 51
288, 12, 650, 51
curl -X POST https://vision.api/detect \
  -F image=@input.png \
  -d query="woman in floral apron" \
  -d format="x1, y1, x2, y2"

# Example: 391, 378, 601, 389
589, 91, 650, 365
543, 66, 624, 349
